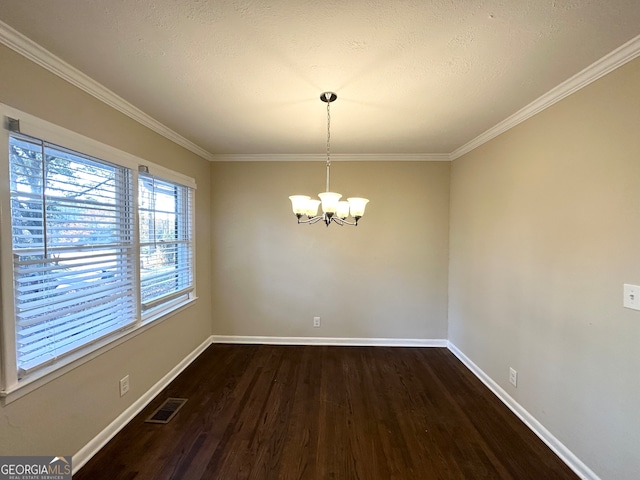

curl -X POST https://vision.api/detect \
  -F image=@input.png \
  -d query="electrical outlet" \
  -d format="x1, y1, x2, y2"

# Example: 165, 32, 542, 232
313, 316, 321, 328
119, 375, 130, 397
623, 284, 640, 310
509, 368, 518, 387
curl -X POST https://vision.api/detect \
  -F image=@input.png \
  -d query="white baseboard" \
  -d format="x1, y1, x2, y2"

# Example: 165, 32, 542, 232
447, 342, 600, 480
72, 335, 213, 474
211, 335, 447, 347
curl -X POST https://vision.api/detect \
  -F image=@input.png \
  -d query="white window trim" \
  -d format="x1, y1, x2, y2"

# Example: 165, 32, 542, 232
0, 103, 197, 404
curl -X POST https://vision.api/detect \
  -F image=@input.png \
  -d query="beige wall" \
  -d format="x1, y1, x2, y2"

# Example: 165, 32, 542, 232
449, 57, 640, 479
210, 161, 450, 340
0, 45, 212, 456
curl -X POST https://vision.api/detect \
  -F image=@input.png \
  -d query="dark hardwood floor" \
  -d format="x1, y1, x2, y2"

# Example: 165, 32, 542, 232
74, 345, 578, 479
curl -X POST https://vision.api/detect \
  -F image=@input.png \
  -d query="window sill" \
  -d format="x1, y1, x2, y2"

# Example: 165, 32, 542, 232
0, 297, 198, 405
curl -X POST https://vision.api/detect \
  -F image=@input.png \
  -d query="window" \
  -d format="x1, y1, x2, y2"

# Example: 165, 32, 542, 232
1, 108, 196, 396
138, 173, 193, 315
9, 134, 136, 376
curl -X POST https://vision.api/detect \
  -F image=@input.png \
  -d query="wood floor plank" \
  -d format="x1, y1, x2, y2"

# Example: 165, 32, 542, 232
277, 347, 321, 480
74, 345, 578, 480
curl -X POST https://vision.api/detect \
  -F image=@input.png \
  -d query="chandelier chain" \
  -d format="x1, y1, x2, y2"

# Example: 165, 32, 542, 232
326, 98, 331, 192
326, 99, 331, 167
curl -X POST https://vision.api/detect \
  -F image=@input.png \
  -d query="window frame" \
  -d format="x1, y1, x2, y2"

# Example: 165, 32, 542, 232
0, 104, 197, 403
138, 172, 194, 319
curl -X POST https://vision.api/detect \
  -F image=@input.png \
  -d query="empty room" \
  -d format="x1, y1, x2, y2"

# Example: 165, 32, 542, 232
0, 2, 639, 479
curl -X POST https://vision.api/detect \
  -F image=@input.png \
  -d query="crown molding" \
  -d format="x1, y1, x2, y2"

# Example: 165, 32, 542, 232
210, 153, 451, 162
0, 20, 215, 162
450, 33, 640, 160
2, 19, 638, 164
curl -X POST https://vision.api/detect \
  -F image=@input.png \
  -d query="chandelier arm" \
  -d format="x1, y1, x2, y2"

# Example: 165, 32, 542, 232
333, 217, 358, 226
291, 212, 359, 227
295, 215, 324, 225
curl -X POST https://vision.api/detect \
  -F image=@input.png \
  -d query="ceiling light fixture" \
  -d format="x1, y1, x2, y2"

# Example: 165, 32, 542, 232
289, 92, 369, 227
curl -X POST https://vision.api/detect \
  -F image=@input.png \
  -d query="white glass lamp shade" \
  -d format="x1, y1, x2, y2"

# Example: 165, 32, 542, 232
347, 197, 369, 217
336, 201, 350, 219
318, 192, 342, 214
306, 199, 321, 217
289, 195, 310, 215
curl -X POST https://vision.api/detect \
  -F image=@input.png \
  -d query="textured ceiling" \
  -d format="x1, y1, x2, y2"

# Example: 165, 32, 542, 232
1, 0, 640, 158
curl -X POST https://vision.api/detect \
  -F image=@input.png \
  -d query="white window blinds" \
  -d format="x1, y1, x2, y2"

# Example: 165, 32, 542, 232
9, 134, 136, 376
138, 172, 194, 312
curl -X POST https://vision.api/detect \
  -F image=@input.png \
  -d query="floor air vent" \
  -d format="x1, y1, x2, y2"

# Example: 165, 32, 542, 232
145, 398, 187, 424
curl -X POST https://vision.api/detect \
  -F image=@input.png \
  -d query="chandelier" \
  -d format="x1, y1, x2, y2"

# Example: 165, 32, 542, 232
289, 92, 369, 227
